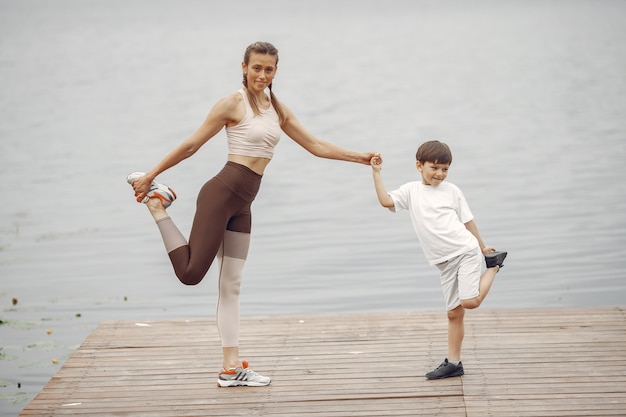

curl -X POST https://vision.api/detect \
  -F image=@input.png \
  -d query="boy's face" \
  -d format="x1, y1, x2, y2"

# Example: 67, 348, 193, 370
416, 161, 450, 186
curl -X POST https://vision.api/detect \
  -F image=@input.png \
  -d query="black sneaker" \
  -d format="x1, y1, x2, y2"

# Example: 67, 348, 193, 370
485, 251, 507, 269
425, 359, 464, 380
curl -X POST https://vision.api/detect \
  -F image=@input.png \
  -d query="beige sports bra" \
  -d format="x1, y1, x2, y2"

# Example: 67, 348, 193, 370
225, 89, 282, 159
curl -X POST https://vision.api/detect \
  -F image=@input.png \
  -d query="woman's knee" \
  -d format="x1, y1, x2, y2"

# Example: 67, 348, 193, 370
176, 264, 212, 285
177, 274, 204, 286
220, 279, 242, 297
169, 247, 213, 286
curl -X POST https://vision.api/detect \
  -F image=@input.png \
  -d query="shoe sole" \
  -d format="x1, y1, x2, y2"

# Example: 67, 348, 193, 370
426, 369, 464, 380
485, 251, 507, 268
217, 379, 271, 387
148, 187, 177, 208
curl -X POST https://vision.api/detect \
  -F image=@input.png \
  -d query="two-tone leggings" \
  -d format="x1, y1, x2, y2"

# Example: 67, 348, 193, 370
154, 161, 262, 347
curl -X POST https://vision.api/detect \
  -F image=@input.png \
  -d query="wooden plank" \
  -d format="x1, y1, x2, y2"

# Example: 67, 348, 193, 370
18, 307, 626, 417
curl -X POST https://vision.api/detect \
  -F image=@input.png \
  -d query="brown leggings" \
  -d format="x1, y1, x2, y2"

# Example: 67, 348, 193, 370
154, 161, 262, 346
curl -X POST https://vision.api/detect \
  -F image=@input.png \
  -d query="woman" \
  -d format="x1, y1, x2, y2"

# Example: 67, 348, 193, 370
127, 41, 379, 387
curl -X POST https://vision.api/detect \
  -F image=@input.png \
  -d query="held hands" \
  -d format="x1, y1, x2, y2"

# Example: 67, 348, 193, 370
370, 154, 383, 172
359, 152, 381, 165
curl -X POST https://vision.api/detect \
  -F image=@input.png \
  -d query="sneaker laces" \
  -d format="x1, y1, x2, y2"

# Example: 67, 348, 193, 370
221, 361, 265, 381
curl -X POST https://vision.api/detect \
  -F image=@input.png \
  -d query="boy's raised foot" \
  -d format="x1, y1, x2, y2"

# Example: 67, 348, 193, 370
485, 251, 507, 269
425, 358, 464, 380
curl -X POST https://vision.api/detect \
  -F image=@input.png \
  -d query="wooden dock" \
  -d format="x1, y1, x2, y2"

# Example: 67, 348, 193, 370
19, 307, 626, 417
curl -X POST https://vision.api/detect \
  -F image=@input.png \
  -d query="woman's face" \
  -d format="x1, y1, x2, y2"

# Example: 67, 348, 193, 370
243, 52, 278, 93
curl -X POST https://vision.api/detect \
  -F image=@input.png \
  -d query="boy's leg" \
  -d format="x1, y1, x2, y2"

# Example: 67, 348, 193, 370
437, 257, 465, 361
426, 258, 466, 379
426, 303, 466, 379
459, 248, 498, 310
447, 305, 465, 362
461, 267, 498, 309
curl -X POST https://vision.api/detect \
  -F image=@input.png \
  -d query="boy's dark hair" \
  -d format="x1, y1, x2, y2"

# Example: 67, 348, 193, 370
415, 140, 452, 165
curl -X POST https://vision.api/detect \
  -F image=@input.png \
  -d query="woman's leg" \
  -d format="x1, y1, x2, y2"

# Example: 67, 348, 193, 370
139, 163, 267, 384
165, 178, 245, 285
216, 202, 253, 369
215, 226, 271, 386
165, 163, 261, 285
217, 230, 250, 369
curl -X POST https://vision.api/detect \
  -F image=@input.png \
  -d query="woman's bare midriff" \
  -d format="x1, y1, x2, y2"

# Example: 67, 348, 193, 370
227, 154, 271, 175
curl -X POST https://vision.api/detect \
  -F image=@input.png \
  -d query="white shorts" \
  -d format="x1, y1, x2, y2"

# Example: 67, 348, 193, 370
435, 247, 483, 310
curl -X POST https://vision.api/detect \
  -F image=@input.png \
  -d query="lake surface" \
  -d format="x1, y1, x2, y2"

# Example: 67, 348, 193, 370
1, 0, 625, 414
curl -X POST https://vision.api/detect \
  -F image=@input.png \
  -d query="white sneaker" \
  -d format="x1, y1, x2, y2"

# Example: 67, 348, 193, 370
217, 360, 271, 387
126, 172, 177, 208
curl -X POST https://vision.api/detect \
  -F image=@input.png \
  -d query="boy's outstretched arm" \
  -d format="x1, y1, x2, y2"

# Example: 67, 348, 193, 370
464, 220, 496, 254
370, 156, 395, 208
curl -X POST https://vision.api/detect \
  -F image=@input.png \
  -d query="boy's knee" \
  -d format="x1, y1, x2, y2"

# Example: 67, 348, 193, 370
461, 298, 481, 309
447, 306, 465, 320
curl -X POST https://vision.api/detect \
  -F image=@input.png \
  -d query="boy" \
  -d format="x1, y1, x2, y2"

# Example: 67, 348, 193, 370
370, 140, 507, 379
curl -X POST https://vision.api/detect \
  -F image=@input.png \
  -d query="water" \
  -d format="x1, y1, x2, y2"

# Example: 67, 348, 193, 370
1, 0, 625, 414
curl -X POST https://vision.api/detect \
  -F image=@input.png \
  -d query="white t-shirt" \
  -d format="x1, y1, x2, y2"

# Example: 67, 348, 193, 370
388, 181, 478, 265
